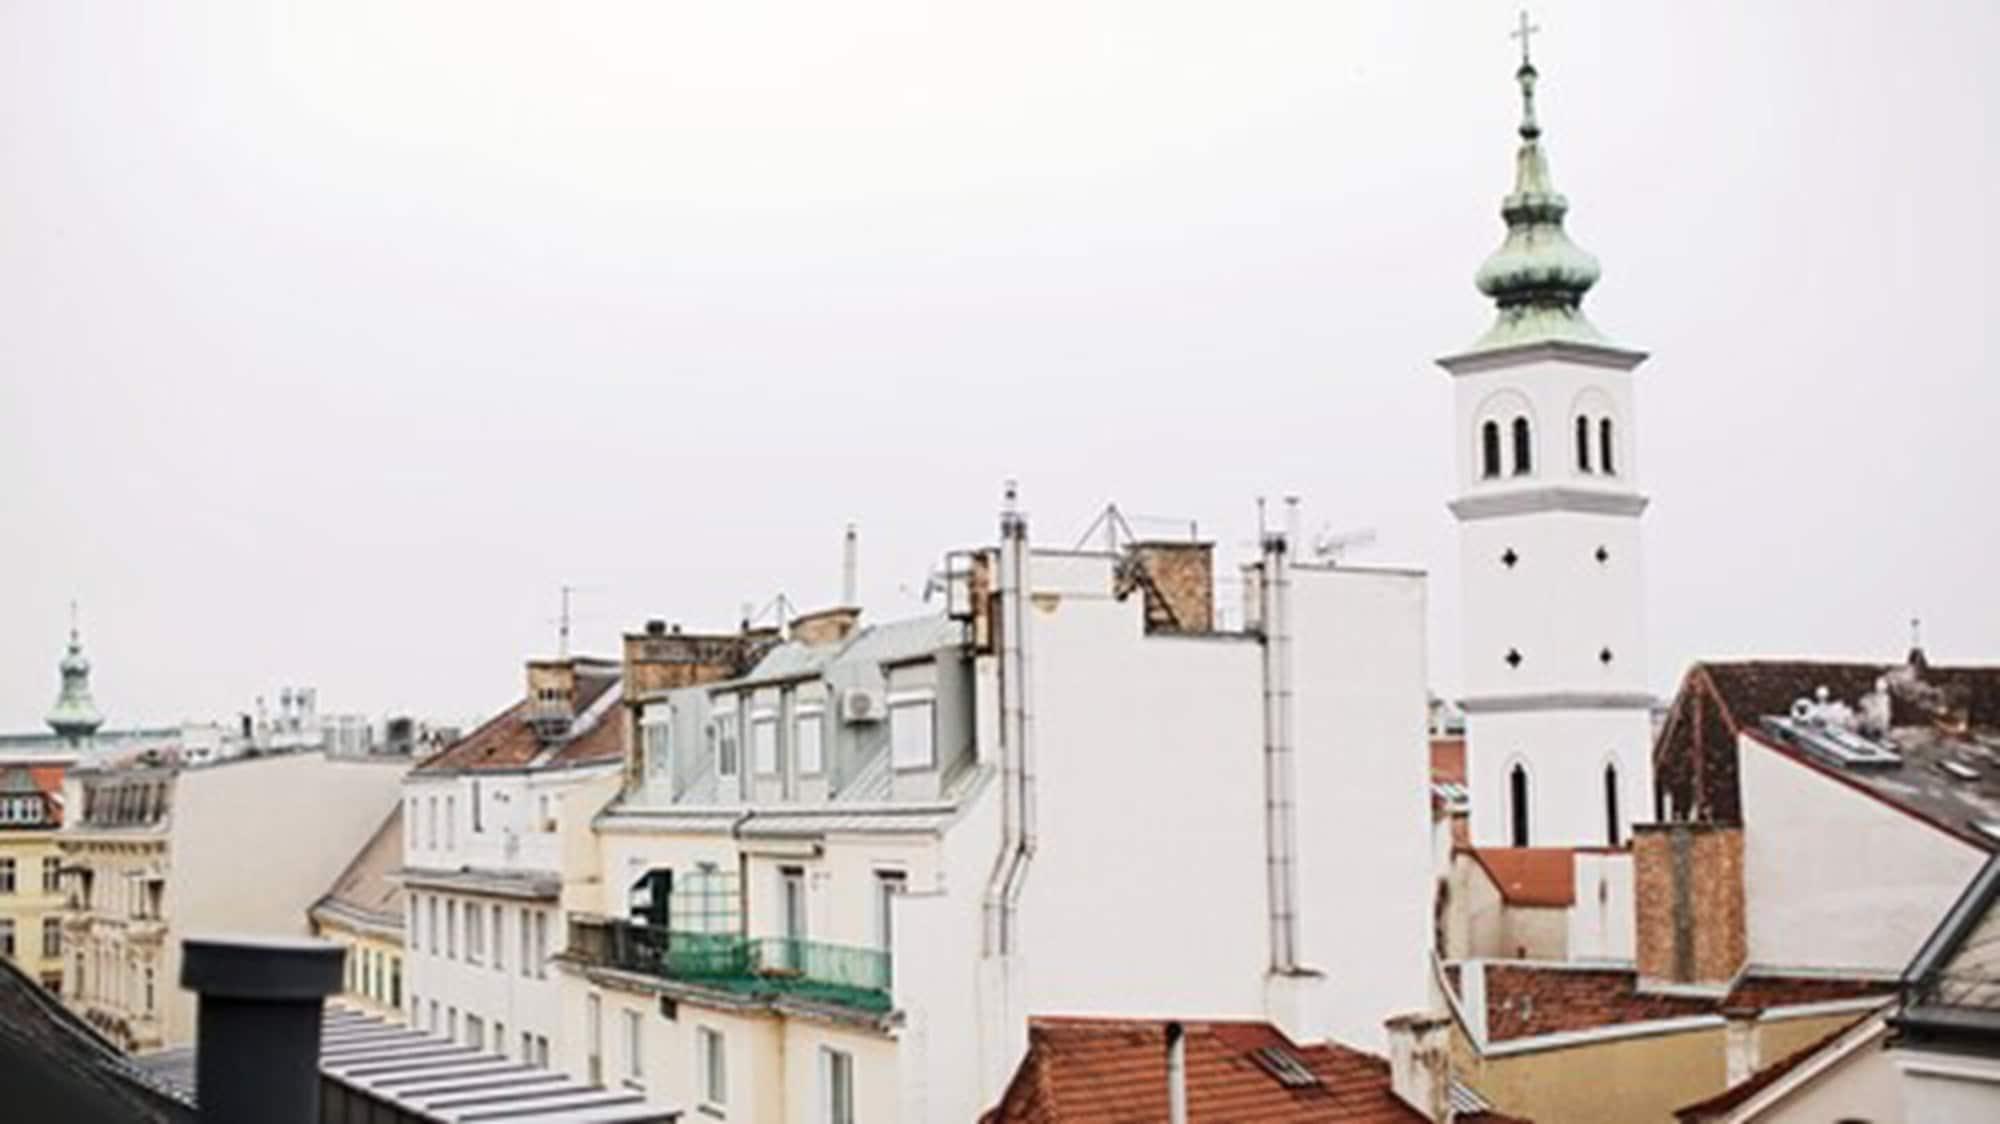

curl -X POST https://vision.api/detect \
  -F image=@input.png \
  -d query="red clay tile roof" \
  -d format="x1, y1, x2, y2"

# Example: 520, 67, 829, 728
1673, 1010, 1880, 1121
415, 672, 622, 773
1466, 848, 1575, 907
982, 1017, 1432, 1123
1469, 964, 1892, 1042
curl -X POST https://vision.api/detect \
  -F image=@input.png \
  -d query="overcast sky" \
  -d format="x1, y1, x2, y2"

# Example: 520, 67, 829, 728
2, 1, 1993, 731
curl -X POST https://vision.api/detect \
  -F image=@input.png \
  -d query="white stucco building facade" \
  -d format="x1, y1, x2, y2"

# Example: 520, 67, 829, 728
399, 656, 626, 1067
556, 505, 1434, 1123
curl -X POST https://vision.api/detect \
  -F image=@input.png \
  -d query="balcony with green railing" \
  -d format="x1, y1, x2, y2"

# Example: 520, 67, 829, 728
567, 916, 893, 1016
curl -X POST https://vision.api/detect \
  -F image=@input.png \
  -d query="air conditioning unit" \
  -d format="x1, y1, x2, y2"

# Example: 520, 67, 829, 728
841, 687, 886, 724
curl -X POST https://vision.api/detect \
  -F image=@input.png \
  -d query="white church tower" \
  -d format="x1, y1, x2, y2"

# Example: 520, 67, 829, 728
1442, 25, 1654, 849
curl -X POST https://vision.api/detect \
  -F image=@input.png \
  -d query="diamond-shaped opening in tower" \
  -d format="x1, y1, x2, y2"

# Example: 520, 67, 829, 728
1594, 545, 1609, 564
1505, 648, 1522, 668
1502, 548, 1519, 568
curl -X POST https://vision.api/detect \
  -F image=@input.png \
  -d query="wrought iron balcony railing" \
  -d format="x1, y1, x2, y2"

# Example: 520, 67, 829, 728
567, 916, 891, 1014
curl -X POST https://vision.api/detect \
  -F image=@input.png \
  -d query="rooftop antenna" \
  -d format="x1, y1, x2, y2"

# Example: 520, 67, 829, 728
553, 584, 604, 658
1910, 616, 1923, 649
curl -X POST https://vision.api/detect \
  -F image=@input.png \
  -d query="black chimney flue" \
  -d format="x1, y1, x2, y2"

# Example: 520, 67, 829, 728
181, 935, 343, 1124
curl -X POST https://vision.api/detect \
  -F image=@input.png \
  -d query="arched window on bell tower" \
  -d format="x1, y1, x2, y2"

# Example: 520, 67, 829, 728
1599, 417, 1617, 475
1480, 421, 1502, 479
1604, 762, 1621, 846
1508, 763, 1531, 846
1511, 416, 1533, 476
1575, 415, 1592, 472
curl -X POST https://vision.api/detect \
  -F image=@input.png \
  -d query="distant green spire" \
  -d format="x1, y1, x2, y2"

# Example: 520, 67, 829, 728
46, 601, 103, 745
1470, 17, 1606, 350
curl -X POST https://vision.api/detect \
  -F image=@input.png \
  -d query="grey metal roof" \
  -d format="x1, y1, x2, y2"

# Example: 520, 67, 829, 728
830, 614, 964, 668
318, 1007, 678, 1122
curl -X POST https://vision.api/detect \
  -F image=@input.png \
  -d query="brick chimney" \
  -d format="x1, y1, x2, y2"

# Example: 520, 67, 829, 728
525, 659, 580, 742
790, 606, 862, 647
1634, 823, 1746, 989
622, 622, 763, 699
1119, 541, 1215, 633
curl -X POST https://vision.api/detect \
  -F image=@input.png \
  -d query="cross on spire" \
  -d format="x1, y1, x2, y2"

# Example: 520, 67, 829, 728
1511, 10, 1541, 69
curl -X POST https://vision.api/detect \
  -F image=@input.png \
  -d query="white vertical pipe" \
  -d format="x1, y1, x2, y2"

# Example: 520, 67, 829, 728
1166, 1021, 1188, 1124
982, 484, 1025, 956
842, 523, 859, 606
1000, 497, 1037, 953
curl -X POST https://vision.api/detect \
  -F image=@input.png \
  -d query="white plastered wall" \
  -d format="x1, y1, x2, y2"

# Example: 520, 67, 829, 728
1740, 732, 1985, 973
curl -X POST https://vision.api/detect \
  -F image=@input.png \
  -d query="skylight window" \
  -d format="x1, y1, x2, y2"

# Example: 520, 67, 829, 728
1251, 1046, 1321, 1089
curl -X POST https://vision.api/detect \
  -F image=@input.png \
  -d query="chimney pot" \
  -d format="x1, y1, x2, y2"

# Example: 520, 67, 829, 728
181, 935, 343, 1124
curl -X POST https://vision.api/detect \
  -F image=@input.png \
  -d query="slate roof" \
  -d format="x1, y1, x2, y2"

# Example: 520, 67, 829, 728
981, 1017, 1465, 1123
1464, 848, 1575, 908
310, 804, 404, 937
1463, 964, 1892, 1043
1672, 1010, 1882, 1122
1653, 656, 2000, 848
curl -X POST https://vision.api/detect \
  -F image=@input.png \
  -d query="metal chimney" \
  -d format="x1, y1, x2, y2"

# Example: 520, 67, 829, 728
181, 935, 343, 1124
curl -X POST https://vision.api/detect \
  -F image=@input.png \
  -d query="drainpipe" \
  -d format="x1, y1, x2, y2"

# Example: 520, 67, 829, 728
1260, 506, 1301, 973
1165, 1021, 1189, 1124
999, 490, 1038, 952
181, 935, 343, 1124
982, 482, 1027, 956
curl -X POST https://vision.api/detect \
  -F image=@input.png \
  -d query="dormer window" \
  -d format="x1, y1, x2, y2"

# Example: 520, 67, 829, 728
641, 710, 674, 782
710, 701, 740, 779
751, 712, 779, 776
889, 694, 936, 771
795, 707, 825, 776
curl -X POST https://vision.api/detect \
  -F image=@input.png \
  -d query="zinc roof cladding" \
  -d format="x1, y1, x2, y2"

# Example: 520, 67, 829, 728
0, 950, 193, 1122
980, 1017, 1433, 1124
416, 670, 622, 774
1655, 658, 2000, 850
1465, 847, 1576, 907
1467, 964, 1893, 1043
1672, 1011, 1880, 1122
1900, 850, 2000, 1034
312, 804, 403, 930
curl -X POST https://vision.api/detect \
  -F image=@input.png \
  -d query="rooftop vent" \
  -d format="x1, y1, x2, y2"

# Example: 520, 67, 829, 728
1251, 1045, 1321, 1089
1940, 760, 1981, 783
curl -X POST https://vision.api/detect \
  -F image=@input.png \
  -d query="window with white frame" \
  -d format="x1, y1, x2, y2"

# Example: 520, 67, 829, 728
520, 906, 533, 978
427, 796, 438, 848
712, 703, 740, 779
42, 856, 59, 893
532, 910, 548, 978
586, 993, 603, 1085
428, 896, 439, 955
796, 707, 824, 775
751, 713, 779, 776
494, 1021, 505, 1055
466, 901, 484, 964
466, 1014, 484, 1049
820, 1046, 854, 1124
874, 870, 906, 953
491, 904, 505, 972
642, 709, 674, 783
622, 1008, 644, 1087
445, 796, 456, 848
889, 697, 936, 771
698, 1026, 728, 1110
446, 899, 459, 960
0, 857, 16, 894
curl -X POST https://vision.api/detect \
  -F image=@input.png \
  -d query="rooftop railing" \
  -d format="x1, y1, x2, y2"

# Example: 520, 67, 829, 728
567, 916, 891, 1015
